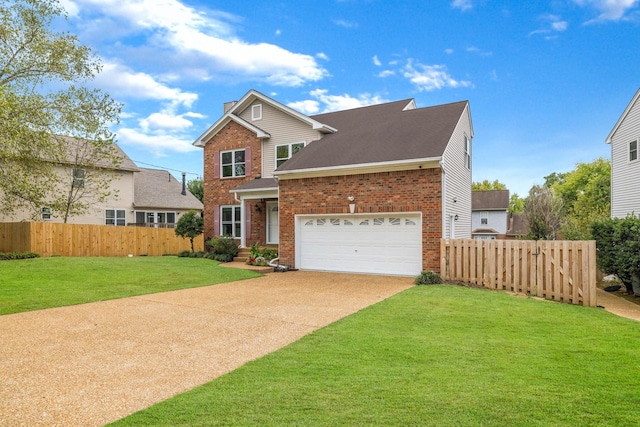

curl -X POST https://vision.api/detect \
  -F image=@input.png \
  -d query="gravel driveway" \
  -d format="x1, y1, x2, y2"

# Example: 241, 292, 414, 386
0, 271, 413, 427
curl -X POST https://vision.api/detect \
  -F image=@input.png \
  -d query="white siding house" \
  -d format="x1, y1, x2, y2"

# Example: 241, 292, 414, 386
606, 88, 640, 218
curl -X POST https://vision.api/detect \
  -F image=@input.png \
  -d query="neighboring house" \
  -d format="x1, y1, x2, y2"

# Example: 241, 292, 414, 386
606, 88, 640, 218
471, 190, 509, 239
506, 213, 527, 239
194, 90, 473, 276
0, 141, 203, 226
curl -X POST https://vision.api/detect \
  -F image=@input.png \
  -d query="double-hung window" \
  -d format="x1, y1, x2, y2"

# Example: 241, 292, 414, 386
72, 168, 86, 188
221, 206, 241, 237
630, 140, 638, 162
464, 136, 471, 170
41, 207, 51, 221
480, 211, 488, 225
221, 149, 246, 178
276, 142, 306, 168
105, 209, 126, 226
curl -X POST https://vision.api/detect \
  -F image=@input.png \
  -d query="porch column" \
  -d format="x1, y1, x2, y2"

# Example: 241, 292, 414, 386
239, 195, 246, 248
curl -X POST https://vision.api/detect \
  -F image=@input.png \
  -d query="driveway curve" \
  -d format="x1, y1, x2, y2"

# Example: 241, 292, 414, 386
0, 271, 413, 427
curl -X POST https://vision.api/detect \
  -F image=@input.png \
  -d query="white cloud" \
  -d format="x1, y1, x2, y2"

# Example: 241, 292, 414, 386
316, 52, 330, 61
95, 62, 197, 108
378, 70, 395, 77
444, 48, 454, 54
117, 128, 198, 156
59, 0, 80, 16
373, 55, 382, 66
452, 0, 473, 11
295, 89, 389, 113
529, 14, 569, 38
73, 0, 327, 87
288, 100, 320, 115
333, 19, 358, 28
466, 46, 493, 57
139, 112, 193, 132
573, 0, 639, 21
403, 60, 472, 92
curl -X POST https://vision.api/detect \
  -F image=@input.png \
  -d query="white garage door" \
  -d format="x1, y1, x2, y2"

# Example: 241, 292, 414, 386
296, 214, 422, 276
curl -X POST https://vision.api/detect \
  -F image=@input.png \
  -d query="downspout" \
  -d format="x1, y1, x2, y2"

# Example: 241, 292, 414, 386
439, 160, 447, 239
234, 192, 246, 248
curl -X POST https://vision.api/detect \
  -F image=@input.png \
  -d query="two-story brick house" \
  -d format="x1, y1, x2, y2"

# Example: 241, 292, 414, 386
194, 90, 473, 275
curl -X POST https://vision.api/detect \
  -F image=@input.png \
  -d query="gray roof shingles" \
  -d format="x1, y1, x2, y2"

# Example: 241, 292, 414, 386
472, 190, 510, 210
275, 99, 468, 172
133, 168, 203, 210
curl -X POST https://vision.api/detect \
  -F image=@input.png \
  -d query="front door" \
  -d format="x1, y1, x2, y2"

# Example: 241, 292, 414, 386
267, 201, 279, 244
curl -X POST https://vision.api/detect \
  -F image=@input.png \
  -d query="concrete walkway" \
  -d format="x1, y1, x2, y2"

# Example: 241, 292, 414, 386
0, 271, 413, 427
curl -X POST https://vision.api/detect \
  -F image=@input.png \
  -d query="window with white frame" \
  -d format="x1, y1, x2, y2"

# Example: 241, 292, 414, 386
464, 136, 471, 170
630, 139, 638, 162
276, 142, 305, 168
481, 211, 488, 225
72, 168, 86, 188
221, 205, 241, 237
221, 149, 246, 177
41, 207, 51, 221
135, 211, 177, 227
105, 209, 126, 226
251, 104, 262, 121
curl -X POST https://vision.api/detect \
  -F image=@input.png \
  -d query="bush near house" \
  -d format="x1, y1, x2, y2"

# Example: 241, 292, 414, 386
246, 242, 278, 266
414, 270, 442, 285
0, 252, 40, 260
592, 216, 640, 295
206, 236, 239, 262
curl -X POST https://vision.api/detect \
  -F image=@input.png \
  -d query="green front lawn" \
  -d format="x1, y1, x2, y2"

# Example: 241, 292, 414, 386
0, 257, 260, 315
111, 285, 640, 426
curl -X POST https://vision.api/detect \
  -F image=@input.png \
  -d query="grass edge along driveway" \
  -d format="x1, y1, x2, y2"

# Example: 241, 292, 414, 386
112, 285, 640, 427
0, 257, 260, 315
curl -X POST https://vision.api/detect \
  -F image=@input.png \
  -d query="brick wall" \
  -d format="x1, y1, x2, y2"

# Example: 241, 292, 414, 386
278, 168, 443, 271
202, 121, 262, 240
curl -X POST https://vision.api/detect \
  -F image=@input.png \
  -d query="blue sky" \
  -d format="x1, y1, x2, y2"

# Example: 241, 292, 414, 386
58, 0, 640, 197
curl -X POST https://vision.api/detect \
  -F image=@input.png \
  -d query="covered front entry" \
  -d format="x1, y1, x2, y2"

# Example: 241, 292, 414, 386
295, 213, 422, 276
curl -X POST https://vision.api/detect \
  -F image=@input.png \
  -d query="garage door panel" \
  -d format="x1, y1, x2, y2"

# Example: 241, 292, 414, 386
297, 214, 422, 276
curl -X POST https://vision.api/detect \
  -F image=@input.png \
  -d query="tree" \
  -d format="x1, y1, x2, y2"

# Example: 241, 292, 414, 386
551, 158, 611, 239
175, 210, 204, 252
187, 178, 204, 203
0, 0, 121, 218
509, 193, 525, 214
523, 185, 563, 240
472, 179, 507, 191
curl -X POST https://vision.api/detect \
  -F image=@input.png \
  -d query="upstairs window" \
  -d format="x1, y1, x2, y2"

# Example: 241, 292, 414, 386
251, 104, 262, 121
276, 142, 305, 168
481, 211, 488, 225
221, 149, 246, 177
630, 140, 638, 162
41, 207, 51, 221
464, 136, 471, 170
72, 168, 86, 188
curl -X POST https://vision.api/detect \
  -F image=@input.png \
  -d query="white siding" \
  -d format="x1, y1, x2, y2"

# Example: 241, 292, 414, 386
441, 103, 473, 239
471, 210, 507, 234
610, 95, 640, 218
237, 101, 323, 178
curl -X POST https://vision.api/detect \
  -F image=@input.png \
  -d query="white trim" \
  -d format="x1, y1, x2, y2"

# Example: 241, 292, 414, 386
275, 157, 442, 180
606, 88, 640, 144
275, 141, 306, 168
629, 138, 638, 163
193, 114, 270, 147
220, 148, 247, 178
251, 104, 263, 121
220, 205, 242, 239
266, 201, 279, 244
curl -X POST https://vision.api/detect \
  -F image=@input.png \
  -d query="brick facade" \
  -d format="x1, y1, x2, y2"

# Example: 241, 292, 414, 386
202, 121, 262, 241
277, 168, 443, 272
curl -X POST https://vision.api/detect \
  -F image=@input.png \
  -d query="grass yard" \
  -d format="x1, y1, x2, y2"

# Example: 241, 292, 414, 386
0, 257, 260, 315
111, 285, 640, 427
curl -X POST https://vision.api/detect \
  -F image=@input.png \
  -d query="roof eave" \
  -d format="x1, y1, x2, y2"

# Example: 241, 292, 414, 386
605, 88, 640, 144
274, 157, 442, 180
193, 114, 270, 147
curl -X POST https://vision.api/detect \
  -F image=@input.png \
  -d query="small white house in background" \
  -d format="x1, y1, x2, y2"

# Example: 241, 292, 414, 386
471, 190, 509, 239
606, 88, 640, 218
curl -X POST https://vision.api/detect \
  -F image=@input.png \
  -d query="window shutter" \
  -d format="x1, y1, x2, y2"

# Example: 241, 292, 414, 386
213, 204, 220, 236
245, 147, 252, 177
245, 200, 252, 241
213, 151, 220, 179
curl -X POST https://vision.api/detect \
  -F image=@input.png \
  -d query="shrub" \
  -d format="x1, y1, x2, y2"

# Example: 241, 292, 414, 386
246, 242, 278, 265
207, 236, 239, 262
0, 251, 40, 260
414, 271, 442, 285
177, 250, 191, 258
592, 216, 640, 295
174, 210, 204, 252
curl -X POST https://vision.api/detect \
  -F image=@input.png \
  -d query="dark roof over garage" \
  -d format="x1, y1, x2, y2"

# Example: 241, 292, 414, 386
275, 99, 469, 172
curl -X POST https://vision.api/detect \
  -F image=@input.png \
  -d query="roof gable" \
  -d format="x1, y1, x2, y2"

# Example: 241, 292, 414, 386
472, 190, 510, 210
275, 99, 469, 174
133, 168, 203, 210
606, 88, 640, 144
193, 89, 335, 147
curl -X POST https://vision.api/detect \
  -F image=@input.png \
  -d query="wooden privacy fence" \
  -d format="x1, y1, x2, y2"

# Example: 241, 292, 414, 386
440, 239, 597, 306
0, 222, 204, 257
